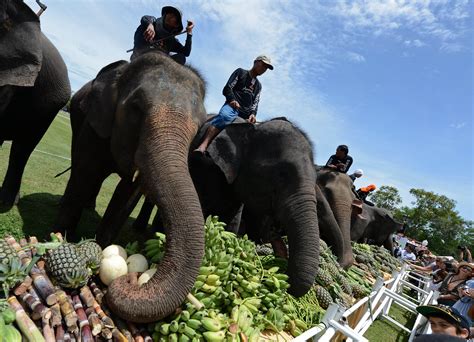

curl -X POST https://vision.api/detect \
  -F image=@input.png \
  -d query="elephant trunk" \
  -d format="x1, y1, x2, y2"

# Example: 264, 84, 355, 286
106, 108, 204, 323
279, 186, 319, 297
330, 199, 354, 268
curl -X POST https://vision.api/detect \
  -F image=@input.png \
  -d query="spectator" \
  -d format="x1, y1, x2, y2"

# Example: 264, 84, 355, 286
453, 279, 474, 324
401, 244, 417, 261
416, 304, 471, 339
325, 145, 353, 173
458, 246, 473, 263
438, 262, 474, 306
356, 184, 376, 206
393, 241, 402, 258
414, 334, 468, 341
349, 169, 364, 182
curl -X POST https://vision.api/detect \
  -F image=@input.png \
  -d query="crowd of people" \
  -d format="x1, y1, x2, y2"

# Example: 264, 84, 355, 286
394, 233, 474, 340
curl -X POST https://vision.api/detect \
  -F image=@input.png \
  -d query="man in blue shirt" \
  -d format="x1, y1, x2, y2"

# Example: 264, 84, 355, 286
194, 55, 274, 153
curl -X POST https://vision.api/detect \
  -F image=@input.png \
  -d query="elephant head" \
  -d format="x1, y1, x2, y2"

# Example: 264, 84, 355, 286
78, 53, 207, 322
316, 167, 361, 268
192, 118, 319, 297
351, 204, 403, 252
0, 0, 42, 87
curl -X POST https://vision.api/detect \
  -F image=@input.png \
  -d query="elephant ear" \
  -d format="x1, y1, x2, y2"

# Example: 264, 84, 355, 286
0, 0, 42, 87
82, 60, 129, 138
207, 122, 254, 184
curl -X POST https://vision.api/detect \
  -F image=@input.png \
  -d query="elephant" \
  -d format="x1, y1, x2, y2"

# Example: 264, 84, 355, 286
187, 117, 320, 297
0, 0, 71, 206
316, 167, 364, 268
351, 203, 403, 252
55, 52, 207, 323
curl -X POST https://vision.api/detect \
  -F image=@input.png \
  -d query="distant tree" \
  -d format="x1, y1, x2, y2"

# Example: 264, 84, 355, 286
368, 185, 402, 212
397, 189, 469, 256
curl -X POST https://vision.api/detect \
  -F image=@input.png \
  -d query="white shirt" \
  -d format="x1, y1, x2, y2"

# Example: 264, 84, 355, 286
401, 250, 416, 261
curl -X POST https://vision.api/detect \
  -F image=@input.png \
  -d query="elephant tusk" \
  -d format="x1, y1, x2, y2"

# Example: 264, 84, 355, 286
133, 170, 140, 182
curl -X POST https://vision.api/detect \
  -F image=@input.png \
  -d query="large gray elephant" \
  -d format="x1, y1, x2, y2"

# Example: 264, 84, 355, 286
316, 167, 364, 268
351, 203, 403, 252
0, 0, 71, 206
188, 117, 319, 297
55, 52, 207, 323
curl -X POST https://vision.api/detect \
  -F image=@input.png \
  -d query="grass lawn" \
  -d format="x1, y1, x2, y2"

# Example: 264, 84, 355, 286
0, 112, 152, 245
364, 302, 417, 341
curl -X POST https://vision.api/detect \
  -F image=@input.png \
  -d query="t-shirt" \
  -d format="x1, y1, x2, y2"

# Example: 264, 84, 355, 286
325, 154, 353, 173
401, 250, 416, 261
222, 68, 262, 119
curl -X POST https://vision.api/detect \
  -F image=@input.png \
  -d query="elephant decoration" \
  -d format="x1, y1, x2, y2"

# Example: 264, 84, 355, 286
55, 52, 207, 323
351, 203, 403, 253
0, 0, 71, 206
186, 117, 320, 298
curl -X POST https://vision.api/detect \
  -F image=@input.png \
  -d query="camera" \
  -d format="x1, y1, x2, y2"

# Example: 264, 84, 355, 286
458, 245, 467, 251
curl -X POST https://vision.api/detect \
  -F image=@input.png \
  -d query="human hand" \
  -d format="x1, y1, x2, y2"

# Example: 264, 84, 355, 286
247, 114, 256, 124
186, 20, 194, 34
144, 23, 155, 42
229, 100, 240, 110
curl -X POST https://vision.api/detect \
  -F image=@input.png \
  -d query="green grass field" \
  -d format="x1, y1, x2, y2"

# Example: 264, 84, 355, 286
364, 303, 416, 341
0, 112, 151, 245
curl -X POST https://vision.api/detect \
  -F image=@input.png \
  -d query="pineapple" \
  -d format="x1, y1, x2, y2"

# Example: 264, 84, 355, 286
76, 240, 102, 274
351, 283, 369, 299
314, 285, 333, 309
335, 273, 353, 296
321, 260, 341, 278
315, 268, 333, 288
0, 239, 17, 265
46, 243, 90, 289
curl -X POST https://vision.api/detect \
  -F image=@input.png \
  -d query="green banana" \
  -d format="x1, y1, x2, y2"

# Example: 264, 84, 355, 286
201, 317, 222, 332
202, 331, 226, 342
4, 325, 22, 342
186, 319, 202, 330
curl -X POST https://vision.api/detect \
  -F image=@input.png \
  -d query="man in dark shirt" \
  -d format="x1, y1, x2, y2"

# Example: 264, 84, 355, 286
325, 145, 353, 173
194, 55, 273, 153
131, 6, 194, 64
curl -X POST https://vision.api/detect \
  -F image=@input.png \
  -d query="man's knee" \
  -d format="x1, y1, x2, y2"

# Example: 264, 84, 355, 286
171, 54, 186, 65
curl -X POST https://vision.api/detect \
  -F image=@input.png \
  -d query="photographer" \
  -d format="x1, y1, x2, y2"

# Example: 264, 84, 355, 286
458, 246, 472, 263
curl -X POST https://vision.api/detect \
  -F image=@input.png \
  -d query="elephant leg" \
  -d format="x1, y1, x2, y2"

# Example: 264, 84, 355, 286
97, 178, 142, 247
226, 204, 244, 235
0, 136, 42, 206
133, 197, 154, 230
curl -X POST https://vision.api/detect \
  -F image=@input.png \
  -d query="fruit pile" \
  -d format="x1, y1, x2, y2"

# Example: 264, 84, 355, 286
0, 217, 402, 341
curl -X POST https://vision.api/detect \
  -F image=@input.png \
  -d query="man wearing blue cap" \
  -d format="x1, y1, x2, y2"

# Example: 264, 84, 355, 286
132, 6, 194, 64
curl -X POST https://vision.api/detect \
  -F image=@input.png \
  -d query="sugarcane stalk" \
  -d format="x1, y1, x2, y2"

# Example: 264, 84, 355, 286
13, 275, 32, 296
72, 294, 94, 342
42, 315, 55, 342
101, 327, 113, 340
30, 267, 57, 305
20, 238, 33, 259
5, 235, 31, 264
54, 232, 64, 242
79, 285, 95, 308
50, 303, 62, 327
88, 281, 104, 303
187, 293, 204, 310
113, 316, 133, 342
55, 323, 65, 342
18, 288, 51, 321
56, 290, 78, 333
64, 330, 72, 342
127, 322, 145, 342
8, 296, 46, 342
141, 331, 153, 342
112, 327, 129, 342
93, 297, 114, 328
85, 306, 102, 336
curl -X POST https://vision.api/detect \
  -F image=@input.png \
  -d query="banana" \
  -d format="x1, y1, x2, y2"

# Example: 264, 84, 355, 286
206, 275, 220, 286
169, 333, 178, 342
186, 319, 202, 330
159, 323, 170, 335
170, 321, 179, 333
200, 266, 217, 275
201, 317, 222, 332
202, 331, 226, 342
179, 333, 191, 342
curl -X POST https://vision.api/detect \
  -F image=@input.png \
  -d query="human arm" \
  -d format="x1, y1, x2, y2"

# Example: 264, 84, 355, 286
325, 155, 338, 169
222, 69, 242, 106
466, 248, 472, 263
247, 87, 260, 124
140, 16, 156, 42
338, 156, 353, 173
169, 21, 194, 57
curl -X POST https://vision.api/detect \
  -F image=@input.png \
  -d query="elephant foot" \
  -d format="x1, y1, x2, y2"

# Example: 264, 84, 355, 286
0, 188, 20, 209
271, 238, 288, 259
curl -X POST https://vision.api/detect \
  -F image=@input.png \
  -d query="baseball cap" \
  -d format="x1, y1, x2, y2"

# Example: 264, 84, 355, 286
354, 169, 364, 176
255, 55, 274, 70
416, 304, 471, 330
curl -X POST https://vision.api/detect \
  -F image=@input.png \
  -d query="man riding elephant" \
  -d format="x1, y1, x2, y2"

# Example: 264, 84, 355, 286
131, 6, 194, 64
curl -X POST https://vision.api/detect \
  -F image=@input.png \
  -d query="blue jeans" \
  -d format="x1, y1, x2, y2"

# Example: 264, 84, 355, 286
210, 104, 239, 130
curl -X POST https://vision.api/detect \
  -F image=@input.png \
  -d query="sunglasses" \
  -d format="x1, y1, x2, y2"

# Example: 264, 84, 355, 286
461, 266, 472, 271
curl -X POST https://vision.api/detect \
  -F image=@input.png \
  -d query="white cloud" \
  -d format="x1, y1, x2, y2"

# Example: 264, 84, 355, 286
450, 122, 467, 129
347, 51, 366, 63
404, 39, 426, 47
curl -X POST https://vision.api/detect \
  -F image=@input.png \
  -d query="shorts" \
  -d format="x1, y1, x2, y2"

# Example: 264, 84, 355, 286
210, 104, 239, 130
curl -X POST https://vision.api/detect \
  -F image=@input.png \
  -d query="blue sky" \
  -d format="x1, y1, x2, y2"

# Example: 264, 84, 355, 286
24, 0, 473, 220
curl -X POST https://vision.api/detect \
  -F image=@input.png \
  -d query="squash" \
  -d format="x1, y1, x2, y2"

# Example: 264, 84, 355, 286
99, 255, 128, 286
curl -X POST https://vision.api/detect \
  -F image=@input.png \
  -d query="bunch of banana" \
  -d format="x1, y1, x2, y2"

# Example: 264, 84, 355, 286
143, 232, 166, 263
